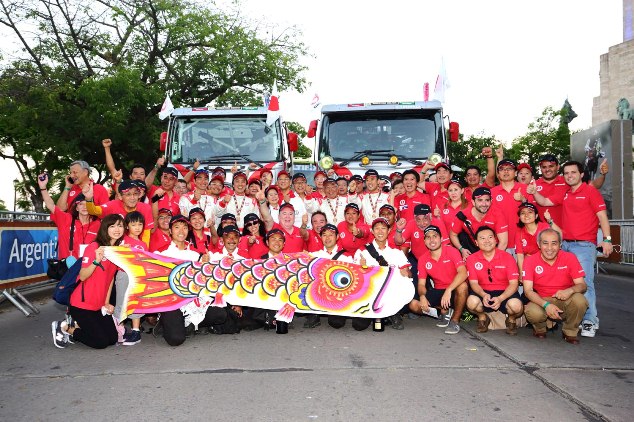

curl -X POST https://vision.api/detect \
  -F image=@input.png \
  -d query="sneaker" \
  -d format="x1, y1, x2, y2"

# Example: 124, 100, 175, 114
388, 314, 404, 330
407, 312, 421, 320
122, 330, 142, 345
580, 320, 596, 338
51, 321, 68, 349
64, 315, 75, 344
436, 313, 451, 328
444, 321, 460, 335
303, 315, 321, 329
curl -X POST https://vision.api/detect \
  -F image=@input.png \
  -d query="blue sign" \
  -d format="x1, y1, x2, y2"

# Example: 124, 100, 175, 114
0, 227, 58, 283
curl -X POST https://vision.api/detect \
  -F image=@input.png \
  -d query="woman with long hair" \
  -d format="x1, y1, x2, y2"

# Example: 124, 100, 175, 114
51, 214, 124, 349
515, 202, 561, 276
439, 178, 469, 232
238, 213, 268, 258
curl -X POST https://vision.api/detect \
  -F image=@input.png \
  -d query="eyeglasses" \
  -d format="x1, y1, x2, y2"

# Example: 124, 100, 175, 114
245, 221, 260, 228
487, 268, 493, 283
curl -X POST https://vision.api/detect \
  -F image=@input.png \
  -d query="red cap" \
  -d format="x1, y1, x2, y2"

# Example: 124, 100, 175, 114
517, 163, 533, 173
314, 171, 327, 179
210, 174, 225, 183
277, 170, 291, 180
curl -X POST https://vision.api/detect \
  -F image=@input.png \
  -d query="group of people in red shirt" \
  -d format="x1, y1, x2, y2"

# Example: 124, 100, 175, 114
46, 139, 612, 349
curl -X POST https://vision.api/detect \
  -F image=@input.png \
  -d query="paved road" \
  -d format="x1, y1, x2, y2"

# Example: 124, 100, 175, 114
0, 271, 632, 421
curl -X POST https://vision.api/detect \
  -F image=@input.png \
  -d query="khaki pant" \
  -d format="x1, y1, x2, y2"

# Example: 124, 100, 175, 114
525, 293, 588, 337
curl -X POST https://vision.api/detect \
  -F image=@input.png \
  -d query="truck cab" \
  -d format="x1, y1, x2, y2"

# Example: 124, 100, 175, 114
307, 101, 458, 178
160, 106, 298, 182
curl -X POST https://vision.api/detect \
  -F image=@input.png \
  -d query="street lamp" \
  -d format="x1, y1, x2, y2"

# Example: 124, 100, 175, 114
13, 179, 18, 212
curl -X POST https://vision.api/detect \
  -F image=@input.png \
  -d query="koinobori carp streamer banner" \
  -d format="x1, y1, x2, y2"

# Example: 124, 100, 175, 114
104, 246, 414, 322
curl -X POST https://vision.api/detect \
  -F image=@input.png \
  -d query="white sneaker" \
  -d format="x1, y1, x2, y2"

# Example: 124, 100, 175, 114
580, 320, 596, 338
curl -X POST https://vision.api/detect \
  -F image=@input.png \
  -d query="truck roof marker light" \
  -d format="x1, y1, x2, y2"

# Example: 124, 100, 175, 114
319, 156, 334, 170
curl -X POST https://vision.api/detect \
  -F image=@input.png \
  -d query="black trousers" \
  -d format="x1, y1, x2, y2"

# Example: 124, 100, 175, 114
69, 306, 118, 349
327, 316, 371, 331
161, 307, 227, 346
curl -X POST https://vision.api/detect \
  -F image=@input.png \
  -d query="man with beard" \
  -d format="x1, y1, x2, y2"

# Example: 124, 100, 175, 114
523, 229, 588, 344
449, 187, 508, 259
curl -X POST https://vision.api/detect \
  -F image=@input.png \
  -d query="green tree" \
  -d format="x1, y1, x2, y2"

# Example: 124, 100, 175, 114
0, 0, 309, 212
506, 106, 571, 171
0, 199, 7, 211
286, 121, 311, 159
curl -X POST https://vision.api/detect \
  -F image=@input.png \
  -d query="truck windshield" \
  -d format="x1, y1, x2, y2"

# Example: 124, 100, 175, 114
169, 117, 282, 164
319, 110, 443, 161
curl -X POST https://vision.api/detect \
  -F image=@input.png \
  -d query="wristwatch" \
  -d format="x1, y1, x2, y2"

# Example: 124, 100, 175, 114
604, 236, 612, 242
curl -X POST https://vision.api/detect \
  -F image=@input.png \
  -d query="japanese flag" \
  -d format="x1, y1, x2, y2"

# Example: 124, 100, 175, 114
266, 81, 280, 127
159, 94, 174, 120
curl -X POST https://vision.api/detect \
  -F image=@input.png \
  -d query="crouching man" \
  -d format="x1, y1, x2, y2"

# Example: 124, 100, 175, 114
409, 225, 468, 335
466, 226, 524, 335
523, 228, 588, 344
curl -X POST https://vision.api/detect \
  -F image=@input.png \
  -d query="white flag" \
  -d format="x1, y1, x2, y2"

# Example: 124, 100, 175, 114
433, 58, 450, 104
266, 81, 280, 127
159, 94, 174, 120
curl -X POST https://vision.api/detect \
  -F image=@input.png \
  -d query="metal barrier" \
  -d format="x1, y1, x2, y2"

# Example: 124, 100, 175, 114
0, 211, 50, 222
611, 220, 634, 265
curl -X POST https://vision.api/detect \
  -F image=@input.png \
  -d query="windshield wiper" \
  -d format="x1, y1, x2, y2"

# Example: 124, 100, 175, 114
199, 154, 262, 168
339, 150, 392, 167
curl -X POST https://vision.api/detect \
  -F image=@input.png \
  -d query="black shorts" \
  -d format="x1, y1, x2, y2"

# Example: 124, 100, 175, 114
425, 288, 454, 308
475, 290, 521, 314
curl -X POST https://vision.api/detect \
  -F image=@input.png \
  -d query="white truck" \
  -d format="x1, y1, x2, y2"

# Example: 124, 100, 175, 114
159, 106, 298, 181
306, 101, 459, 179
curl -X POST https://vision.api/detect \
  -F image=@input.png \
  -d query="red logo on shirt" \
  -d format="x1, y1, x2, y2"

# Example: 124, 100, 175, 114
475, 262, 483, 270
535, 266, 544, 274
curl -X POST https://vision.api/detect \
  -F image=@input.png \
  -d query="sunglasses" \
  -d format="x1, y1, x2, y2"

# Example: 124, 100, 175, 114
245, 221, 260, 228
487, 268, 493, 283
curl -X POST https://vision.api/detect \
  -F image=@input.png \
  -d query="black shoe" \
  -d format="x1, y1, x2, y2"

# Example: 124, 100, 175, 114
303, 315, 321, 329
185, 324, 195, 338
389, 314, 404, 330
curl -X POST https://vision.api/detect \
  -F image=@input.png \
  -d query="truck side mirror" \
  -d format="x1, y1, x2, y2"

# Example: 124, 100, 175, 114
307, 120, 318, 139
448, 122, 460, 142
160, 131, 167, 152
287, 132, 299, 152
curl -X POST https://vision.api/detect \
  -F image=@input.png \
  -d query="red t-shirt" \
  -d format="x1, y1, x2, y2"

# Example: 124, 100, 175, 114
425, 182, 450, 213
490, 182, 534, 247
450, 207, 508, 240
149, 229, 171, 253
99, 200, 154, 231
337, 221, 372, 257
68, 181, 109, 207
122, 235, 147, 251
306, 229, 324, 253
70, 242, 118, 311
440, 202, 468, 234
401, 218, 450, 261
466, 249, 519, 291
272, 223, 306, 253
534, 175, 567, 227
522, 250, 585, 298
394, 191, 431, 221
50, 208, 99, 259
238, 235, 269, 259
148, 185, 181, 216
515, 222, 550, 256
189, 230, 211, 255
561, 183, 606, 243
417, 246, 465, 290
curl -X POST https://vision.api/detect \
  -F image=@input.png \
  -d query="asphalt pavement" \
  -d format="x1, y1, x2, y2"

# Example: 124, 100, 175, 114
0, 268, 632, 422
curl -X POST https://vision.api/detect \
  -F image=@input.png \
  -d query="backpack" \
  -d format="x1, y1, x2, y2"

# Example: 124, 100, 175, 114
52, 259, 83, 306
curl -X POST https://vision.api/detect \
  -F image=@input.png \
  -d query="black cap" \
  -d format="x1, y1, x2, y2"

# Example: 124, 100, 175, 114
118, 180, 136, 193
74, 193, 86, 203
265, 228, 286, 242
233, 171, 247, 181
163, 167, 179, 178
448, 177, 465, 188
539, 154, 559, 164
158, 207, 172, 216
291, 172, 307, 182
169, 214, 190, 228
371, 217, 390, 228
518, 202, 539, 215
336, 176, 348, 183
364, 169, 379, 179
221, 224, 240, 236
345, 203, 360, 213
379, 204, 396, 214
188, 207, 205, 219
324, 177, 337, 184
414, 203, 432, 216
131, 180, 147, 191
351, 175, 364, 182
220, 213, 237, 223
423, 225, 441, 236
248, 179, 262, 187
497, 159, 517, 170
320, 223, 339, 235
243, 213, 260, 225
472, 186, 491, 199
194, 169, 209, 178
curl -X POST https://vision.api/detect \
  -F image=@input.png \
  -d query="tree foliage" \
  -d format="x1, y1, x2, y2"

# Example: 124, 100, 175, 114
285, 121, 311, 159
447, 133, 500, 176
0, 0, 309, 211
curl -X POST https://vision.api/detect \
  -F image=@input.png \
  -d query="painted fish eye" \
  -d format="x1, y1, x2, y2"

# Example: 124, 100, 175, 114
325, 267, 354, 291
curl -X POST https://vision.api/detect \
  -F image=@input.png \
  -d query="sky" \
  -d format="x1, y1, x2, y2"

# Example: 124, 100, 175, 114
0, 0, 624, 210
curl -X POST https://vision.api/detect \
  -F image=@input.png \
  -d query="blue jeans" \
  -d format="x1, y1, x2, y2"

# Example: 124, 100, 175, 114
562, 241, 597, 325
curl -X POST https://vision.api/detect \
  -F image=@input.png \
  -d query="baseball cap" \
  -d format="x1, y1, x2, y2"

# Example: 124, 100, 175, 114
517, 163, 533, 173
389, 172, 402, 180
336, 176, 349, 184
371, 217, 390, 228
497, 159, 517, 170
169, 214, 190, 228
131, 180, 147, 191
423, 225, 441, 236
320, 223, 339, 236
292, 172, 307, 182
221, 224, 241, 236
118, 180, 137, 194
243, 213, 260, 225
314, 171, 327, 180
448, 178, 465, 188
539, 154, 559, 164
265, 228, 286, 242
220, 213, 237, 223
232, 171, 247, 182
518, 202, 539, 214
324, 177, 337, 185
434, 162, 451, 172
210, 174, 225, 184
277, 170, 291, 180
279, 202, 295, 213
158, 207, 172, 216
194, 169, 209, 178
351, 175, 363, 183
163, 167, 179, 178
345, 203, 360, 213
379, 204, 396, 214
413, 204, 432, 216
472, 186, 491, 199
188, 207, 205, 219
248, 179, 262, 187
260, 168, 273, 177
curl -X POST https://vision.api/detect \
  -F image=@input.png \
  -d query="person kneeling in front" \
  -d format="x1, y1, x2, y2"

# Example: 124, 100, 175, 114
408, 225, 468, 335
465, 226, 524, 335
522, 228, 588, 344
